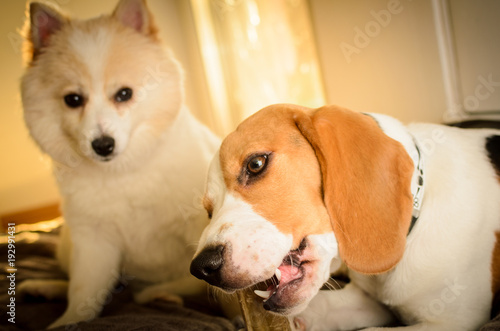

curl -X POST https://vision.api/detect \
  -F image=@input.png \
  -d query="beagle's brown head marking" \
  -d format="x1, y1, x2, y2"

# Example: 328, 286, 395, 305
219, 104, 332, 249
218, 104, 414, 274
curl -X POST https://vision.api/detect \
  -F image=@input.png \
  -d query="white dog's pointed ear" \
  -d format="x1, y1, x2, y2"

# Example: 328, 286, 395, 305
113, 0, 158, 37
24, 2, 67, 62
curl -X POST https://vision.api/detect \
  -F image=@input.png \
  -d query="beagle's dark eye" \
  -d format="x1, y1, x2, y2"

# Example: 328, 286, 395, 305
114, 87, 133, 103
239, 152, 272, 185
64, 93, 84, 108
247, 155, 268, 174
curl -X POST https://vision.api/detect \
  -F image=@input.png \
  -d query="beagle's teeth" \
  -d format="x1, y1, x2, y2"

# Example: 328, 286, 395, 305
254, 289, 272, 300
275, 268, 282, 283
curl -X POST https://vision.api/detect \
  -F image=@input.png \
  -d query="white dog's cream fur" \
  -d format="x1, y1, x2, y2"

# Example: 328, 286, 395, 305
191, 104, 500, 330
19, 0, 219, 328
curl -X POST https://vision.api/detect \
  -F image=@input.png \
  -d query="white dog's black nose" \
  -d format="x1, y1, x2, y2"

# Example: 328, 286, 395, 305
92, 136, 115, 157
190, 245, 224, 286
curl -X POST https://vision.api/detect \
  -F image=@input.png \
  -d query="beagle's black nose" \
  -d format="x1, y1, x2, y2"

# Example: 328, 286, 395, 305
190, 245, 224, 286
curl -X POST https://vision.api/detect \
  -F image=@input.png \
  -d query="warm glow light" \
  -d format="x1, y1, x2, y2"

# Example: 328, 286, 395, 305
190, 0, 325, 133
248, 1, 261, 26
191, 0, 236, 135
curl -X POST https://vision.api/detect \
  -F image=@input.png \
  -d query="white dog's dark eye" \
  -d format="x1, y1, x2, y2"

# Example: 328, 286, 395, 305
247, 155, 268, 174
64, 93, 84, 108
115, 87, 133, 103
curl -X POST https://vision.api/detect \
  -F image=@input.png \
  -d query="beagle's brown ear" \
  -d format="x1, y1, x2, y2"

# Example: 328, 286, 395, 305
295, 105, 414, 274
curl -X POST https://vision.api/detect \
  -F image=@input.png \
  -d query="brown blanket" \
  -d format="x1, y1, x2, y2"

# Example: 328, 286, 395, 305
0, 226, 235, 331
1, 224, 499, 330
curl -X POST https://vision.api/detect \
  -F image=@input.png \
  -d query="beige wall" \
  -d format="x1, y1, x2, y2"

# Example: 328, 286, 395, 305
0, 0, 211, 215
310, 0, 447, 124
0, 0, 456, 216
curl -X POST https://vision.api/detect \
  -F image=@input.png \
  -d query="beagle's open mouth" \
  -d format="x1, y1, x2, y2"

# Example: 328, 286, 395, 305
254, 241, 310, 312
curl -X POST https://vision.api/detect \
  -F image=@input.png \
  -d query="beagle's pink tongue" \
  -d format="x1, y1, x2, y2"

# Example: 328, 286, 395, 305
277, 264, 301, 284
254, 265, 301, 300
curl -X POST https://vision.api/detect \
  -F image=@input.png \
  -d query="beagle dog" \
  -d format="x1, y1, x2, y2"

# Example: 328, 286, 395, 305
190, 104, 500, 330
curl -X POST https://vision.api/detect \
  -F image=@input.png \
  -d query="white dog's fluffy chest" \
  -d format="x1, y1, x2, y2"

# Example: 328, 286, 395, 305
57, 110, 218, 283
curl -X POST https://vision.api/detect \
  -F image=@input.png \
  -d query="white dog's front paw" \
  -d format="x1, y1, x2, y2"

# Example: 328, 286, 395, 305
134, 286, 183, 305
48, 316, 71, 330
47, 310, 85, 330
18, 279, 68, 301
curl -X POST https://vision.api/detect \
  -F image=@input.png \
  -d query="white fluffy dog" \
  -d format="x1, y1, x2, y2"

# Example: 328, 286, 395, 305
19, 0, 220, 328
